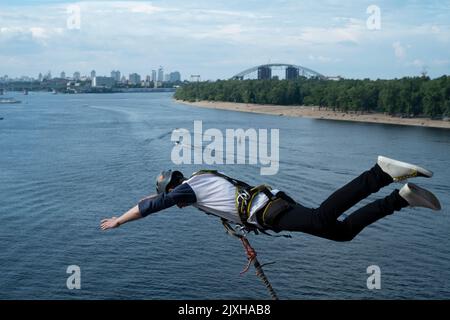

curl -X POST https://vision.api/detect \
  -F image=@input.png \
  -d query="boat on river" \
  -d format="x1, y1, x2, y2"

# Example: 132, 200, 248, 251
0, 97, 21, 104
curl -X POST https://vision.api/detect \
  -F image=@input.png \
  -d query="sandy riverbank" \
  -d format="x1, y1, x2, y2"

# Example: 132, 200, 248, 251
177, 100, 450, 129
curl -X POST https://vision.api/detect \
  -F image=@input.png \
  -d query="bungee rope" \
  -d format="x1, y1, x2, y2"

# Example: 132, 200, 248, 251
222, 219, 279, 300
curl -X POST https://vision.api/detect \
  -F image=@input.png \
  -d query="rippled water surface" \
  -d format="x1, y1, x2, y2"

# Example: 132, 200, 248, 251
0, 92, 449, 299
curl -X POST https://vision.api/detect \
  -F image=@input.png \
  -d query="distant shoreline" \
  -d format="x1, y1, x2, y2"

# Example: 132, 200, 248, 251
0, 88, 176, 94
177, 100, 450, 129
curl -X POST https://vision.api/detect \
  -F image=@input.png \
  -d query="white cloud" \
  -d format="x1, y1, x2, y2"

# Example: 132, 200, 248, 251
331, 17, 362, 25
110, 1, 166, 14
431, 25, 441, 33
0, 27, 22, 36
0, 26, 63, 42
405, 58, 449, 69
411, 59, 424, 67
308, 55, 340, 63
432, 59, 450, 66
191, 9, 272, 20
404, 24, 450, 43
190, 24, 244, 41
129, 4, 163, 14
298, 23, 364, 45
29, 27, 48, 39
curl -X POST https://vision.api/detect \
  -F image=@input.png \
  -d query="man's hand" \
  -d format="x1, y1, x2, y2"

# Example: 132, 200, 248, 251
100, 217, 120, 230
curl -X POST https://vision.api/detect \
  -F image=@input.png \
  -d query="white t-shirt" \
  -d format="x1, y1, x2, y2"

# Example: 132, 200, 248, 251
184, 173, 278, 227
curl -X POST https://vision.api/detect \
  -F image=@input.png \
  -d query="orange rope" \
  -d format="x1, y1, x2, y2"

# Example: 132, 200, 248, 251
222, 219, 279, 300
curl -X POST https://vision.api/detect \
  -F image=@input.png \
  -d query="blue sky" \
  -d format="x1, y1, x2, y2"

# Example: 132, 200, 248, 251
0, 0, 449, 80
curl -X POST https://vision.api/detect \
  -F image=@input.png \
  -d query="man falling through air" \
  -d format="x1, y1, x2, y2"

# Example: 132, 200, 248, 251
101, 156, 441, 242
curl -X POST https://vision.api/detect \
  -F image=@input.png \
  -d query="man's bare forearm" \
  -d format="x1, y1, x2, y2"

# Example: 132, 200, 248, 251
117, 205, 142, 226
118, 194, 159, 225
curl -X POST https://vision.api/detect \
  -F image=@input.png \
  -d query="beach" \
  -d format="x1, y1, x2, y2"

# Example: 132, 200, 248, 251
178, 100, 450, 129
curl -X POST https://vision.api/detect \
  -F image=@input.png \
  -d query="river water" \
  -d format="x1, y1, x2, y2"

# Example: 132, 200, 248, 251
0, 92, 449, 299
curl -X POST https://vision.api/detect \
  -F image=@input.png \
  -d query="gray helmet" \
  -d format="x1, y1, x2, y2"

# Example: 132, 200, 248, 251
156, 170, 185, 194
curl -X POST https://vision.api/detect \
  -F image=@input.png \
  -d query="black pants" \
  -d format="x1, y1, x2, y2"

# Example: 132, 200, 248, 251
272, 164, 409, 242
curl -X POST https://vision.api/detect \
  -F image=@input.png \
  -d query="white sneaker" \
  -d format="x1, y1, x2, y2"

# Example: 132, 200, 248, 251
378, 156, 433, 182
399, 183, 441, 211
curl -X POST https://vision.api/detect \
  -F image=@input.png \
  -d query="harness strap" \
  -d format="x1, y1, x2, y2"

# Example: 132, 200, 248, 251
237, 184, 273, 228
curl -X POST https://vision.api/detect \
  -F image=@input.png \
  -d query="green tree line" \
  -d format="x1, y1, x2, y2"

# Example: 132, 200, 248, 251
174, 76, 450, 118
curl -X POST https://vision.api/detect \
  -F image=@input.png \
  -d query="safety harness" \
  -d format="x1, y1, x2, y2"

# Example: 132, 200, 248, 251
190, 170, 295, 233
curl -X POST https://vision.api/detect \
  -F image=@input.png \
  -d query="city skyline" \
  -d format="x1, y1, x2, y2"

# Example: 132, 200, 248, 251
0, 68, 182, 83
0, 1, 449, 80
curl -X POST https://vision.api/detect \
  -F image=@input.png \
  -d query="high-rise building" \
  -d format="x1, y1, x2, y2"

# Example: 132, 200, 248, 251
164, 74, 170, 82
285, 67, 299, 80
73, 72, 81, 81
129, 73, 141, 85
92, 76, 115, 88
90, 70, 96, 79
151, 70, 157, 82
169, 71, 181, 82
20, 76, 33, 82
257, 66, 271, 80
110, 70, 121, 82
60, 71, 66, 79
157, 66, 164, 82
43, 71, 52, 80
38, 73, 43, 82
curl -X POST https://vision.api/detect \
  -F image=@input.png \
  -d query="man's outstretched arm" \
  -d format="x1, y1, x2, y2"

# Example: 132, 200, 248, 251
100, 194, 162, 230
100, 183, 196, 230
100, 204, 143, 230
